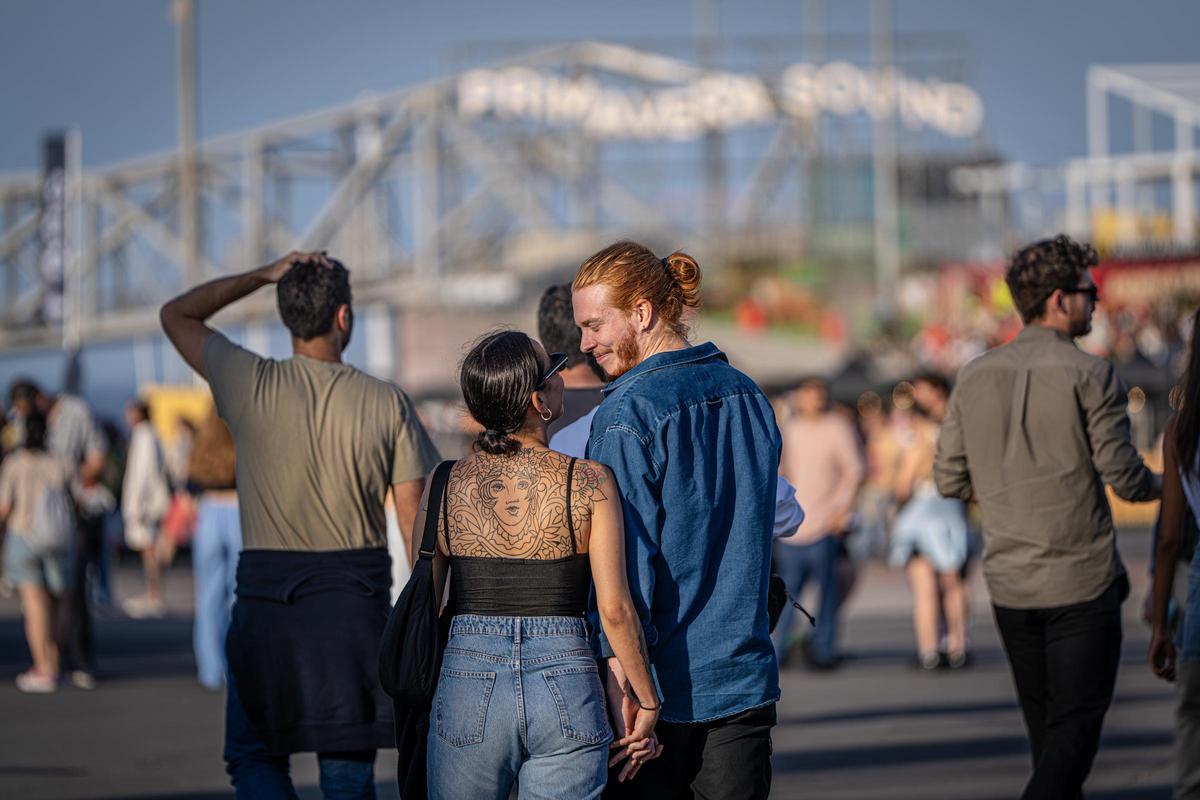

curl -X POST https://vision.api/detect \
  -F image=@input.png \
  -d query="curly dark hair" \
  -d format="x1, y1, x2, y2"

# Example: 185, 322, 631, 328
1005, 234, 1099, 323
276, 258, 352, 340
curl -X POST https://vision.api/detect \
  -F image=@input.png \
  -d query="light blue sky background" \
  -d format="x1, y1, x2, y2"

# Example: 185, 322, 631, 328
1, 0, 1198, 173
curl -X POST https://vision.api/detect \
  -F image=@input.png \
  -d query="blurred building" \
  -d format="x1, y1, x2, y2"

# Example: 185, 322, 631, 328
0, 32, 997, 411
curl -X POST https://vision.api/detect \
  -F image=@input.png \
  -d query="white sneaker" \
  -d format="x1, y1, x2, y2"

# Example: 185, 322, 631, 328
16, 670, 57, 693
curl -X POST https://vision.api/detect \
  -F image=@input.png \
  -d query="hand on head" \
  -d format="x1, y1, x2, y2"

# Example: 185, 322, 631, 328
262, 250, 336, 283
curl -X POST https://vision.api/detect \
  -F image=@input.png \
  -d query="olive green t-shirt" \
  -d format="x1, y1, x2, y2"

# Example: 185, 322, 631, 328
203, 333, 440, 551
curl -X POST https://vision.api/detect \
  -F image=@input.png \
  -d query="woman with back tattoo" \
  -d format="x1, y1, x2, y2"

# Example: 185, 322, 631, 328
419, 330, 661, 799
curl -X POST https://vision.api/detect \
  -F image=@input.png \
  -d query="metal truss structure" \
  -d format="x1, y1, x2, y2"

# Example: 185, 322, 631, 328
951, 64, 1200, 255
0, 39, 984, 351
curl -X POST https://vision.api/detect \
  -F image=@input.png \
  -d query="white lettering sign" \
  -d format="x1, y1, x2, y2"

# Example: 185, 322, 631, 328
458, 61, 983, 140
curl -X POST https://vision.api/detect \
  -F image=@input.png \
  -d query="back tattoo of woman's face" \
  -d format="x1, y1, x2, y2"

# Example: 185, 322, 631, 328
442, 450, 608, 559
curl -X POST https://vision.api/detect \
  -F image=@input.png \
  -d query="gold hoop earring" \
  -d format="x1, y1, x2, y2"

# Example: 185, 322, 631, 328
540, 407, 552, 422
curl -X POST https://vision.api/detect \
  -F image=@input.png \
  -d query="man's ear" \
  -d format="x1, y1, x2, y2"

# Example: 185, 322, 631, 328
336, 304, 352, 330
631, 298, 655, 332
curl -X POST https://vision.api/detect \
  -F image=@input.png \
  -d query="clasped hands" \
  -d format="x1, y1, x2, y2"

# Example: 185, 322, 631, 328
604, 658, 664, 783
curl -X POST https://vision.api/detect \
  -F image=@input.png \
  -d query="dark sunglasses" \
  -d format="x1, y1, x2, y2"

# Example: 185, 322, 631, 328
1061, 285, 1100, 303
537, 352, 569, 389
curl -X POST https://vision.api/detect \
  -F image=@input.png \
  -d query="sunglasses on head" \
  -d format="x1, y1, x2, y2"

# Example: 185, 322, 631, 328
537, 352, 569, 390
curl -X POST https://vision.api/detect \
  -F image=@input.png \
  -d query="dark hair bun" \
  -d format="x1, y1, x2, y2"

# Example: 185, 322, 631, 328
475, 428, 522, 456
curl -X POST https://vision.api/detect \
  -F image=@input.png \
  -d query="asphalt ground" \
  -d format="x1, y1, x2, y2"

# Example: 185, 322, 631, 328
0, 530, 1176, 800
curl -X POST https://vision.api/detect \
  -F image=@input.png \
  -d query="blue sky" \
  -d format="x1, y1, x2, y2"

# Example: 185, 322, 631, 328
1, 0, 1198, 173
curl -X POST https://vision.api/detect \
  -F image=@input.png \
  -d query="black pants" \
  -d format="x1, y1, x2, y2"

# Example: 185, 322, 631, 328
58, 517, 103, 673
993, 577, 1125, 800
604, 704, 775, 800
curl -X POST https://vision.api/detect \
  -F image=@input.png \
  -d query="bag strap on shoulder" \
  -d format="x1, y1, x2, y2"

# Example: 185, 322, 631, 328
418, 460, 455, 561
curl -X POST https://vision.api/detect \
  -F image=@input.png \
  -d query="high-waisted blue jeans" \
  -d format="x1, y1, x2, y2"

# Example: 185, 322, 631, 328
427, 615, 612, 800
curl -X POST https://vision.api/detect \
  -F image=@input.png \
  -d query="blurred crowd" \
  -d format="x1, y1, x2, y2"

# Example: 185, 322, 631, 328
768, 372, 979, 672
0, 380, 241, 692
907, 277, 1195, 378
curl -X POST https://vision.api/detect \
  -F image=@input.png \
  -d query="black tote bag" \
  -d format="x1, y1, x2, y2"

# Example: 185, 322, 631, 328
378, 459, 454, 798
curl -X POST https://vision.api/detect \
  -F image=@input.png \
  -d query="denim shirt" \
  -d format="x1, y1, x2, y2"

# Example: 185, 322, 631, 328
586, 342, 782, 723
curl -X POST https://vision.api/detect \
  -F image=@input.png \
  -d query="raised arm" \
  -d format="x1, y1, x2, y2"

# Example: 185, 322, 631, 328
160, 251, 329, 376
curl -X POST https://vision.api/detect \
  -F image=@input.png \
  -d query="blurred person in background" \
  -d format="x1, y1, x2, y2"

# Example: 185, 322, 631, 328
159, 416, 199, 567
0, 411, 73, 692
161, 250, 440, 799
0, 400, 10, 598
936, 234, 1161, 800
166, 416, 196, 489
1148, 305, 1200, 799
890, 372, 971, 671
574, 241, 781, 799
538, 283, 607, 443
539, 282, 605, 457
775, 376, 865, 670
91, 419, 127, 613
121, 399, 172, 619
188, 406, 240, 690
1, 400, 19, 454
9, 379, 107, 688
853, 391, 901, 562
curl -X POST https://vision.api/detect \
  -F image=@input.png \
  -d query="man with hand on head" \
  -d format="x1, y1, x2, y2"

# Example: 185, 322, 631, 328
161, 251, 440, 799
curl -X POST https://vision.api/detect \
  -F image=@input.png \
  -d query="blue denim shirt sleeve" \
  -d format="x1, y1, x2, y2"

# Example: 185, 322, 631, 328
588, 425, 661, 659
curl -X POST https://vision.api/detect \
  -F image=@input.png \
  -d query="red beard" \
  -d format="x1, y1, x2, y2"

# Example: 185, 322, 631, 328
606, 327, 642, 379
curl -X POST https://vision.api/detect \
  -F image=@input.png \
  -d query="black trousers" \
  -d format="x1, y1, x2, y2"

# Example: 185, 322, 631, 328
58, 516, 103, 673
993, 577, 1125, 800
604, 704, 775, 800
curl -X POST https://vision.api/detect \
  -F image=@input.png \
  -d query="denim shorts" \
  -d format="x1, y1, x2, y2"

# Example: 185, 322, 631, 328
427, 614, 612, 800
3, 533, 69, 595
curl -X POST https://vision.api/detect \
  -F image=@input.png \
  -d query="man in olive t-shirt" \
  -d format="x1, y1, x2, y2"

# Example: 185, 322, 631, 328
203, 333, 437, 551
161, 251, 439, 799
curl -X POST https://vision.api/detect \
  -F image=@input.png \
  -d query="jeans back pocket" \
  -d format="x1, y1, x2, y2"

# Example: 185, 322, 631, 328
435, 668, 497, 747
542, 663, 612, 745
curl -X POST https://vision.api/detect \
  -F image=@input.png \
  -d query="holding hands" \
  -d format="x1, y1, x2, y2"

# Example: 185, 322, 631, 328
605, 658, 664, 783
